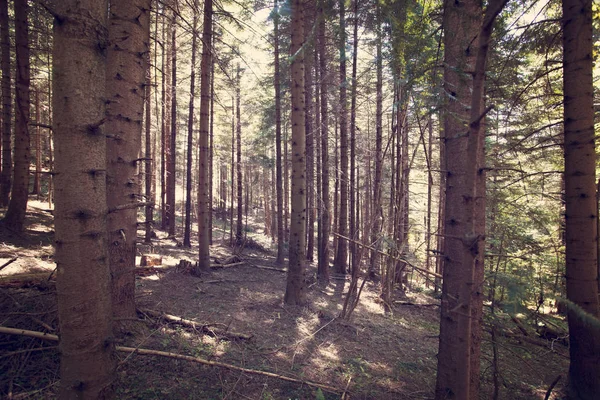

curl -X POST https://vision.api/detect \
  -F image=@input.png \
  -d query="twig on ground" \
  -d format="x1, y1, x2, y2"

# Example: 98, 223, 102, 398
0, 257, 18, 271
138, 308, 253, 340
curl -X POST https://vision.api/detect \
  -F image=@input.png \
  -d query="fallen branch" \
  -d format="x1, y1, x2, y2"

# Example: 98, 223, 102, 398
210, 261, 245, 269
544, 375, 562, 400
138, 308, 253, 341
0, 257, 18, 271
0, 326, 342, 395
394, 301, 440, 307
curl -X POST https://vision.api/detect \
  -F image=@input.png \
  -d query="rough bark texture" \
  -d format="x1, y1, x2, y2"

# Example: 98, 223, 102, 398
284, 0, 306, 306
562, 0, 600, 398
167, 21, 177, 237
370, 2, 383, 279
0, 0, 10, 207
304, 5, 314, 262
196, 0, 213, 272
184, 1, 198, 248
274, 0, 285, 265
317, 2, 330, 283
53, 1, 116, 397
235, 66, 243, 243
144, 10, 153, 244
333, 0, 348, 275
3, 0, 30, 232
434, 0, 481, 398
105, 0, 150, 324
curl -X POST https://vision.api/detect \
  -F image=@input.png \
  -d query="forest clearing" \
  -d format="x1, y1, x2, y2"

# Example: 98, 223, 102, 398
0, 0, 598, 398
1, 202, 570, 399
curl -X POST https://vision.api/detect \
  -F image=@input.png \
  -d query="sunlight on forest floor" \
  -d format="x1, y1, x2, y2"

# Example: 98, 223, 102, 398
0, 204, 570, 399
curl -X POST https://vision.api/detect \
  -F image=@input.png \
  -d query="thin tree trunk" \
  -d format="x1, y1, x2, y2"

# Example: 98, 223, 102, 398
3, 0, 30, 232
33, 89, 40, 196
333, 0, 348, 274
0, 0, 11, 207
196, 0, 213, 272
235, 65, 243, 243
184, 1, 198, 248
144, 5, 154, 244
209, 43, 214, 245
274, 0, 285, 264
53, 0, 116, 396
349, 0, 359, 277
304, 4, 314, 262
317, 1, 329, 283
167, 19, 177, 237
284, 0, 306, 306
370, 1, 383, 279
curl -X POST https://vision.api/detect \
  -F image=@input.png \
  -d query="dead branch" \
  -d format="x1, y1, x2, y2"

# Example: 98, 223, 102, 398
394, 301, 440, 307
137, 308, 253, 341
108, 201, 154, 213
544, 375, 562, 400
0, 326, 342, 395
210, 261, 246, 269
334, 232, 442, 279
0, 257, 18, 271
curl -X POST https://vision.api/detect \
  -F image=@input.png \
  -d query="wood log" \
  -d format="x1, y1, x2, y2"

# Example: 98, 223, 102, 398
140, 254, 163, 267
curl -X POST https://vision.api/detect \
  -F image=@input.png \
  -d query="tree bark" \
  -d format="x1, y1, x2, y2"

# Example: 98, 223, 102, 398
304, 3, 315, 262
105, 0, 150, 324
144, 5, 154, 244
369, 1, 383, 279
0, 0, 10, 207
167, 18, 177, 237
317, 1, 330, 283
235, 65, 243, 243
562, 0, 600, 398
434, 0, 482, 398
333, 0, 348, 275
274, 0, 285, 264
196, 0, 213, 272
3, 0, 30, 232
284, 0, 306, 306
53, 1, 116, 396
184, 0, 198, 248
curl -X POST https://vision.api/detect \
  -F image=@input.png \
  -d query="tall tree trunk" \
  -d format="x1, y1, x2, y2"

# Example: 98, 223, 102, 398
304, 4, 314, 262
435, 0, 505, 398
33, 89, 41, 196
144, 6, 154, 244
0, 0, 10, 207
370, 1, 383, 279
196, 0, 213, 272
349, 0, 359, 278
160, 10, 169, 230
434, 0, 480, 396
562, 0, 600, 398
167, 20, 177, 237
53, 1, 116, 396
235, 65, 243, 243
317, 2, 329, 282
274, 0, 285, 264
184, 1, 198, 248
3, 0, 30, 232
106, 0, 151, 324
284, 0, 306, 306
333, 0, 348, 274
209, 46, 214, 245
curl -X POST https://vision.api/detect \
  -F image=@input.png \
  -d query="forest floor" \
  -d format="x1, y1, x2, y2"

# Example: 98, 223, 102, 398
1, 202, 570, 399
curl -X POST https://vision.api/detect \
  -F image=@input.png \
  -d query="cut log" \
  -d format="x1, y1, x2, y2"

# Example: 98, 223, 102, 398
140, 254, 163, 267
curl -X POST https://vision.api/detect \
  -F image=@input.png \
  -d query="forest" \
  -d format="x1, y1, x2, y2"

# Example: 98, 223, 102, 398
0, 0, 598, 398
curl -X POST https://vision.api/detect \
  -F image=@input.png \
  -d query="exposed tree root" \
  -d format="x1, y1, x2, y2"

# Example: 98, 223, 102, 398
0, 326, 343, 395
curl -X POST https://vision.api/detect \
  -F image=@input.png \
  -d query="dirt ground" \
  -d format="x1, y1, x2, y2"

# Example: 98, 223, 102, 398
1, 203, 570, 399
